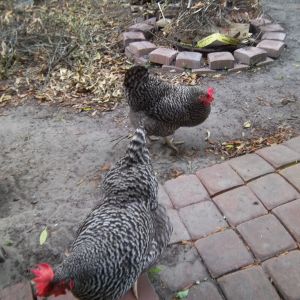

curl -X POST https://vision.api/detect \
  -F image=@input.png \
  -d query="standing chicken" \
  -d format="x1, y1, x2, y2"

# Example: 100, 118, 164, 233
31, 128, 172, 300
124, 65, 215, 152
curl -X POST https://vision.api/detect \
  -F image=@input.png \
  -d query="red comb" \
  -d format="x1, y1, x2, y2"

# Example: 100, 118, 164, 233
207, 87, 215, 99
31, 263, 54, 296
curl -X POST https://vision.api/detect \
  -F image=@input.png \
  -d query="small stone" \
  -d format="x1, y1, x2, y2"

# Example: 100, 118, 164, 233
122, 31, 145, 47
156, 18, 172, 28
234, 47, 267, 65
257, 40, 285, 58
218, 266, 280, 300
237, 214, 297, 261
149, 47, 178, 65
130, 5, 141, 13
261, 32, 287, 41
127, 41, 157, 57
259, 23, 285, 32
208, 52, 235, 70
175, 51, 203, 69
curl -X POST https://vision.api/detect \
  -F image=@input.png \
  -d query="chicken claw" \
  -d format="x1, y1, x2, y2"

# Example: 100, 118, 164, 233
164, 137, 183, 153
132, 280, 139, 300
148, 135, 160, 141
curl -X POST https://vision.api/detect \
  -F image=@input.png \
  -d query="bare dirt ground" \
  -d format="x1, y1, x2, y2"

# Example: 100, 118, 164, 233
0, 0, 300, 298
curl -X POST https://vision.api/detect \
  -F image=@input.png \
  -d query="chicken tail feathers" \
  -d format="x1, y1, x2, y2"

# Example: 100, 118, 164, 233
126, 127, 150, 164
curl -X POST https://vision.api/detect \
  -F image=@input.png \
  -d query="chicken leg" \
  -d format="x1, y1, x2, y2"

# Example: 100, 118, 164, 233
164, 137, 184, 153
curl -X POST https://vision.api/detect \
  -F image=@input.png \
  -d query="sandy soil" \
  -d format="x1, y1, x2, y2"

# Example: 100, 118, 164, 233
0, 0, 299, 298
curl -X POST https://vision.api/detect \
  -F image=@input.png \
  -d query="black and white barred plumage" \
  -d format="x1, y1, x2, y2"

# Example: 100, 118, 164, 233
52, 128, 172, 300
124, 66, 212, 137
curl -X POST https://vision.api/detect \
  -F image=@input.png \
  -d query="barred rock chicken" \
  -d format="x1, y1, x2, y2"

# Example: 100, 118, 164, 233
31, 128, 172, 300
124, 65, 215, 152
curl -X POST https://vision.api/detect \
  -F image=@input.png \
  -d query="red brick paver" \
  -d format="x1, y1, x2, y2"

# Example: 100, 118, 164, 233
208, 52, 235, 70
159, 246, 208, 291
175, 51, 203, 69
237, 214, 297, 261
248, 173, 299, 209
122, 31, 145, 47
196, 162, 243, 196
149, 48, 178, 65
164, 174, 210, 208
257, 40, 285, 58
167, 209, 191, 243
158, 184, 173, 209
218, 266, 280, 300
187, 281, 224, 300
195, 229, 254, 278
259, 23, 285, 32
261, 31, 287, 41
233, 46, 267, 65
127, 41, 156, 57
284, 136, 300, 153
273, 199, 300, 242
179, 201, 228, 239
228, 153, 274, 181
263, 251, 300, 300
280, 163, 300, 192
128, 22, 154, 39
0, 282, 34, 300
213, 186, 267, 226
256, 144, 300, 168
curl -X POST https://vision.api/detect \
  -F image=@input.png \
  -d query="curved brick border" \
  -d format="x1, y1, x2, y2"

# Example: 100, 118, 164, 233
121, 15, 287, 74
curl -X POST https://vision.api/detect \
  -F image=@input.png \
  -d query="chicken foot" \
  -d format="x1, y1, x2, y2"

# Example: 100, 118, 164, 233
164, 137, 184, 153
132, 280, 139, 300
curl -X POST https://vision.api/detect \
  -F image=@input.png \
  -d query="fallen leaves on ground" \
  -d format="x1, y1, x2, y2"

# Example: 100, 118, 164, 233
206, 127, 295, 159
176, 289, 189, 299
39, 227, 48, 245
0, 0, 132, 112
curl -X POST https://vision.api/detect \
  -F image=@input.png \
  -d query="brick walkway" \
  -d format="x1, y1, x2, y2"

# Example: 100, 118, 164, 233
1, 136, 300, 300
158, 135, 300, 299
